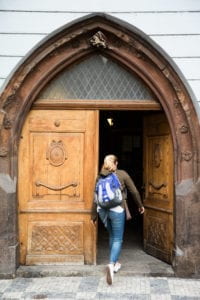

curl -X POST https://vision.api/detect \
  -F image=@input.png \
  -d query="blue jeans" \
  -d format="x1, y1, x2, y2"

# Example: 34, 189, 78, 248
98, 209, 125, 264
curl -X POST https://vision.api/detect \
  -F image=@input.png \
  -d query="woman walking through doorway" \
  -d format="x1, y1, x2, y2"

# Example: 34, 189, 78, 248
92, 154, 145, 285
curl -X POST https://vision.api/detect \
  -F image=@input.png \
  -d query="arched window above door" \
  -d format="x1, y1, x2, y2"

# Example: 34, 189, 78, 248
38, 55, 154, 100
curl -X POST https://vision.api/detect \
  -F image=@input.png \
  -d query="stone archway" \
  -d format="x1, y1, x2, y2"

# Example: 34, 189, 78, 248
0, 13, 199, 277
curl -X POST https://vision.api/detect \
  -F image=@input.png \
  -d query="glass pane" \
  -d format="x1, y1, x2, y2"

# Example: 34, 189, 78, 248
38, 55, 154, 100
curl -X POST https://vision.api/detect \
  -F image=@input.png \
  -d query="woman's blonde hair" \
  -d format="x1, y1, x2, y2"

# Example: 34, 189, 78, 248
102, 154, 118, 172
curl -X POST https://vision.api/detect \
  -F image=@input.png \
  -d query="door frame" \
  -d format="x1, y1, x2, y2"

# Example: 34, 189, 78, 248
0, 14, 200, 277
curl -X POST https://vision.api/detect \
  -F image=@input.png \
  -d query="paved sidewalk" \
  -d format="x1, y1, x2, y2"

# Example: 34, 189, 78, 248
0, 275, 200, 299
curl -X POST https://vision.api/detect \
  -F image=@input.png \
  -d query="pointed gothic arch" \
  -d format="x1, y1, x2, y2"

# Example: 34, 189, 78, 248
0, 13, 199, 277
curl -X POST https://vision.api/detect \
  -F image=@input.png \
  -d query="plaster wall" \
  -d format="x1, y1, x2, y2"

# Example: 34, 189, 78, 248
0, 0, 200, 105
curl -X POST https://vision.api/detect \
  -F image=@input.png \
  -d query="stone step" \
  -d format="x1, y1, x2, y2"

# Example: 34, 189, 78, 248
16, 264, 175, 278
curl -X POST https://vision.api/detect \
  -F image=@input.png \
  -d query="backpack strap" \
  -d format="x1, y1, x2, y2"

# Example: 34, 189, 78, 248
112, 173, 121, 189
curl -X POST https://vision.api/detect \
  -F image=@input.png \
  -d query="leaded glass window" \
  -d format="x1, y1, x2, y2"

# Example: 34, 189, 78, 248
38, 55, 154, 100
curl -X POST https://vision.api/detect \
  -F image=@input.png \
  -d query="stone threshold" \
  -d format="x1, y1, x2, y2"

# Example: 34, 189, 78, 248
16, 264, 175, 278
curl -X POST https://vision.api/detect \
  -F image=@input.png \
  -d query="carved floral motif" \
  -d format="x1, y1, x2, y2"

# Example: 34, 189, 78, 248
89, 31, 107, 48
181, 151, 193, 161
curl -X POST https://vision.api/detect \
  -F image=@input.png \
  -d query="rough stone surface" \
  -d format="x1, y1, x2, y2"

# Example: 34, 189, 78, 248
0, 275, 200, 299
174, 179, 200, 277
0, 180, 17, 277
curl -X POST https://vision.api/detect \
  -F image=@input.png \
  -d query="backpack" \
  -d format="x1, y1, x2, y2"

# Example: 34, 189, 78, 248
95, 173, 122, 209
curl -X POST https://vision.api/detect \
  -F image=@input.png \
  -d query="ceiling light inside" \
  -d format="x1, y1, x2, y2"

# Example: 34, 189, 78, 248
107, 118, 114, 126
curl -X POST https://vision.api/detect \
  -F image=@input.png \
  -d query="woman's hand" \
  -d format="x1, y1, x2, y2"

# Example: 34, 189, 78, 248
91, 218, 97, 226
139, 206, 145, 214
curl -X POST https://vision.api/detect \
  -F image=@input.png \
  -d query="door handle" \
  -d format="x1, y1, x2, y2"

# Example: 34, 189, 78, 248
35, 181, 78, 191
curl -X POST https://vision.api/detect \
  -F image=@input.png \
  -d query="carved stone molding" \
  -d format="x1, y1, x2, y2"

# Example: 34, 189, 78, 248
3, 94, 16, 109
89, 31, 107, 48
180, 125, 189, 134
163, 68, 170, 79
3, 117, 12, 129
181, 151, 193, 161
0, 147, 8, 157
111, 37, 123, 48
127, 38, 144, 58
52, 34, 75, 50
71, 38, 80, 48
3, 82, 21, 109
0, 110, 6, 130
177, 90, 185, 103
174, 98, 180, 108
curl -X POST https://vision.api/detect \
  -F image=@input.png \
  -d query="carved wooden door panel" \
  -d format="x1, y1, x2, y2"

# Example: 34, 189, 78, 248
143, 113, 174, 263
18, 110, 98, 265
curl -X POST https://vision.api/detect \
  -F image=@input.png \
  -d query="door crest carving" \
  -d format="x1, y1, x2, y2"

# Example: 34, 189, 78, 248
46, 140, 67, 167
153, 143, 162, 168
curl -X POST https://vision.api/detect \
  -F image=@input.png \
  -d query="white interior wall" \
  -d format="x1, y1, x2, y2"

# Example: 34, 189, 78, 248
0, 0, 199, 104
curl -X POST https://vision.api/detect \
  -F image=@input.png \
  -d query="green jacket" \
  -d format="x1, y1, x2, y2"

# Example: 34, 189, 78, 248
91, 168, 143, 220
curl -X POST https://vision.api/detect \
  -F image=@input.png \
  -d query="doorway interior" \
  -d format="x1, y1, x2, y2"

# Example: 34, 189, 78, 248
97, 110, 143, 265
97, 110, 173, 273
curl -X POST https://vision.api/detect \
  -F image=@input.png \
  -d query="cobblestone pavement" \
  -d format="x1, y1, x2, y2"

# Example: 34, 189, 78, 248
0, 275, 200, 299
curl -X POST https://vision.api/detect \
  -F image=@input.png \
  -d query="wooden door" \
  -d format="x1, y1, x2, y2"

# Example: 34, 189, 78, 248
18, 110, 98, 265
143, 113, 174, 263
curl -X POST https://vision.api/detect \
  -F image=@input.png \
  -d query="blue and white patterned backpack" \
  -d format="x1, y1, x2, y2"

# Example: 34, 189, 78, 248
95, 173, 122, 209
